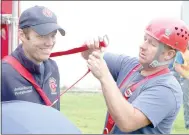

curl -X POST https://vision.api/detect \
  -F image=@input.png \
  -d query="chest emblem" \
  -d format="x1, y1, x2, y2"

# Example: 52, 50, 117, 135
49, 77, 57, 94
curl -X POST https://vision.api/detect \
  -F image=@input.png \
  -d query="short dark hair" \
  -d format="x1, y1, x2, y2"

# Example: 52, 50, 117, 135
22, 27, 31, 40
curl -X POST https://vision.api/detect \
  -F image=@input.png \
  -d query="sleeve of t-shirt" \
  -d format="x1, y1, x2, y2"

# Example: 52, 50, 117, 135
103, 52, 138, 81
175, 51, 184, 65
132, 85, 177, 128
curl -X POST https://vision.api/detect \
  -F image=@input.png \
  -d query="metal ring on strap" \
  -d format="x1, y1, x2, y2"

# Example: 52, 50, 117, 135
103, 34, 109, 46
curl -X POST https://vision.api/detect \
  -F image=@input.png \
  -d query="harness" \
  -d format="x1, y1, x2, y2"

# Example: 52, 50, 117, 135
103, 64, 170, 134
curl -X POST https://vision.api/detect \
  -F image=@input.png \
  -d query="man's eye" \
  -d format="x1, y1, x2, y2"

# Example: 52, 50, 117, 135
147, 39, 151, 44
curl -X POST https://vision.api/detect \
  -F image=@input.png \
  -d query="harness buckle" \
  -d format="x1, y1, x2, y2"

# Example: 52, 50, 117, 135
124, 88, 133, 97
104, 128, 109, 134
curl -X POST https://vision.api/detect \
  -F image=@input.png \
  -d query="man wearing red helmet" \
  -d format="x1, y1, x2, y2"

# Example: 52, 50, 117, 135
81, 18, 189, 134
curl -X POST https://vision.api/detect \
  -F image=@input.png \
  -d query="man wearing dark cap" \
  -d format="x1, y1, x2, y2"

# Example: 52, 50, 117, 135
2, 5, 65, 110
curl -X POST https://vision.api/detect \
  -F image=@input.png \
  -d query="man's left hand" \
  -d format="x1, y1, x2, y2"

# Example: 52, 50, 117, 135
87, 51, 110, 81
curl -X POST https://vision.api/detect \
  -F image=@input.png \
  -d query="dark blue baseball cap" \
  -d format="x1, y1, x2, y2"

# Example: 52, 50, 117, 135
19, 5, 65, 36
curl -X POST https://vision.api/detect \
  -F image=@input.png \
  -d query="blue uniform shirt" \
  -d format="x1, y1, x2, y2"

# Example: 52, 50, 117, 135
2, 45, 60, 110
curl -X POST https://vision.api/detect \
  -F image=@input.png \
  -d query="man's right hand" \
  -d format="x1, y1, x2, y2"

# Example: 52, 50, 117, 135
81, 36, 104, 60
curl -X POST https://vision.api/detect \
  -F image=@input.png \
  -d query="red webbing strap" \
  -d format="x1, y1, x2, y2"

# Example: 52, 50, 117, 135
103, 65, 170, 134
123, 67, 170, 99
50, 41, 106, 57
51, 69, 91, 106
3, 56, 52, 106
3, 39, 108, 106
49, 40, 107, 105
50, 45, 88, 57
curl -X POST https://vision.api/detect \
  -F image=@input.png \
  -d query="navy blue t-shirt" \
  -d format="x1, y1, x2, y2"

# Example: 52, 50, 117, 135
103, 53, 183, 134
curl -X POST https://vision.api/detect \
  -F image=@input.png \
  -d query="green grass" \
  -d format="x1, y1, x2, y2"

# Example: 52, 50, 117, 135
60, 93, 189, 134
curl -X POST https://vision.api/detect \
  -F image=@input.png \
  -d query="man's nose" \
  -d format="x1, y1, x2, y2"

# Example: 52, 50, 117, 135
44, 36, 55, 46
140, 41, 148, 50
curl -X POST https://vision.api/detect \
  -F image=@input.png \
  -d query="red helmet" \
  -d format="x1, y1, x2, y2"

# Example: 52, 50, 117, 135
145, 18, 189, 52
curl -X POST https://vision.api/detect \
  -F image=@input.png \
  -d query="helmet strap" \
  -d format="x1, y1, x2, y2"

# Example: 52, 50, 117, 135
142, 43, 174, 69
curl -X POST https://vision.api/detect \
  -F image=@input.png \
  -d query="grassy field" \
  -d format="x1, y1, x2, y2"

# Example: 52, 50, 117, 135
60, 93, 189, 134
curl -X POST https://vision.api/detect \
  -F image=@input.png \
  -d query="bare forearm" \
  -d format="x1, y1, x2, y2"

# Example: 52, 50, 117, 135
100, 73, 136, 131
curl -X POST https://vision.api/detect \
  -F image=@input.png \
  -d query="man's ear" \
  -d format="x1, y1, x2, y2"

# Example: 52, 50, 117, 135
18, 29, 28, 42
165, 49, 176, 61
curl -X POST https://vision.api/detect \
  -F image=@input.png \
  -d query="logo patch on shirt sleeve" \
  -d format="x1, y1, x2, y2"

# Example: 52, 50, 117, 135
49, 77, 57, 95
